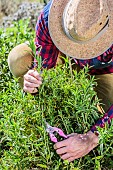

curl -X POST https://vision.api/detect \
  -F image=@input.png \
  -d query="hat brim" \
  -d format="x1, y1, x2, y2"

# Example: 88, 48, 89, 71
48, 0, 113, 59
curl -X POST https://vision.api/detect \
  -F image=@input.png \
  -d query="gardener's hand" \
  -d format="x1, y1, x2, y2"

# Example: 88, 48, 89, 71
23, 69, 42, 94
54, 131, 99, 162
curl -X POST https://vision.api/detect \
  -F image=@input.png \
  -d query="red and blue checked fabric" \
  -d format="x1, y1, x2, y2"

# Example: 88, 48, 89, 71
75, 47, 113, 75
35, 1, 113, 135
91, 105, 113, 135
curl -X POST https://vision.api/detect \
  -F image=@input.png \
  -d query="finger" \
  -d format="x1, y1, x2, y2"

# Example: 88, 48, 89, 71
54, 139, 69, 149
24, 74, 42, 84
24, 80, 42, 88
31, 88, 38, 94
67, 133, 78, 137
68, 150, 88, 160
60, 153, 71, 160
23, 87, 38, 94
68, 156, 76, 162
56, 147, 67, 155
28, 69, 42, 80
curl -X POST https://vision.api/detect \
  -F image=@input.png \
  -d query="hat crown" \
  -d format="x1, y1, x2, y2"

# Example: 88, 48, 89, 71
63, 0, 109, 43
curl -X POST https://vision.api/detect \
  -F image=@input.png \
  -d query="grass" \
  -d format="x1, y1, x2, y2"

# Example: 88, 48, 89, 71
0, 20, 113, 170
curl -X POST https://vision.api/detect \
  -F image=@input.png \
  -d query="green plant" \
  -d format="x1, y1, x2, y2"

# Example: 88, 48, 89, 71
0, 19, 35, 91
0, 19, 113, 170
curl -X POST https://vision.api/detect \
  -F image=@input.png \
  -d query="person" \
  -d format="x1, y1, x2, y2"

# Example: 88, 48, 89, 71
8, 0, 113, 162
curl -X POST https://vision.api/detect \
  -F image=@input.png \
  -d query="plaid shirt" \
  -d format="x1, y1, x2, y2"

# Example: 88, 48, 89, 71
91, 105, 113, 135
35, 1, 113, 134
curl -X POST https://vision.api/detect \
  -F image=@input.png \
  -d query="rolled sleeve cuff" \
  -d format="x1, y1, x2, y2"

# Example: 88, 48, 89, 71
91, 104, 113, 136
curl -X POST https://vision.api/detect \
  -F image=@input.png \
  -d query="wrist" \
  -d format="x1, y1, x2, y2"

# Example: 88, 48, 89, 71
87, 130, 99, 146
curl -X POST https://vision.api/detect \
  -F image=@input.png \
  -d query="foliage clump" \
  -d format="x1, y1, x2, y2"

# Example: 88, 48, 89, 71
0, 20, 113, 170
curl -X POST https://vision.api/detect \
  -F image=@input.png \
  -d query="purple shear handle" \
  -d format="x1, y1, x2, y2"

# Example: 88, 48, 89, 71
45, 121, 68, 143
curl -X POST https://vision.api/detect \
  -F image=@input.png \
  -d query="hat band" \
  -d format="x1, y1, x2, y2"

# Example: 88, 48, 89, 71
63, 18, 109, 44
62, 0, 110, 44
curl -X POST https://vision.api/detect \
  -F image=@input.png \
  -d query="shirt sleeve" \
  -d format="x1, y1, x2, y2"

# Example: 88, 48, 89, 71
35, 9, 59, 69
91, 104, 113, 135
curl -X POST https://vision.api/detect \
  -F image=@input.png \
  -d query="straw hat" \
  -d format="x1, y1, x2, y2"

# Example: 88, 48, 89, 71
49, 0, 113, 59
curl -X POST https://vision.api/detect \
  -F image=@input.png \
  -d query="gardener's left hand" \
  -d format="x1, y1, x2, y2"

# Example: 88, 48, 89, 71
54, 130, 99, 162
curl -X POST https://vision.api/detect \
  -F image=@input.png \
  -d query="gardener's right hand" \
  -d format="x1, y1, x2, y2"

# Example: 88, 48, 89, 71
23, 69, 42, 94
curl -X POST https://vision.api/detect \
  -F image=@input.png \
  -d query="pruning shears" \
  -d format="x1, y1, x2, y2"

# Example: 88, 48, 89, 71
45, 121, 68, 143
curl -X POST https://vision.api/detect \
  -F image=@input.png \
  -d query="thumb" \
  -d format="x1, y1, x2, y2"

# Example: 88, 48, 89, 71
67, 133, 78, 138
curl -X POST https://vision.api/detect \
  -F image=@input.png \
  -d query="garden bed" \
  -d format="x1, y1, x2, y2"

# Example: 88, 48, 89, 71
0, 20, 113, 170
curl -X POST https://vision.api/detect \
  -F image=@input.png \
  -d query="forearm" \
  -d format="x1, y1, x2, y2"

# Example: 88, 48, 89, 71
91, 104, 113, 135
